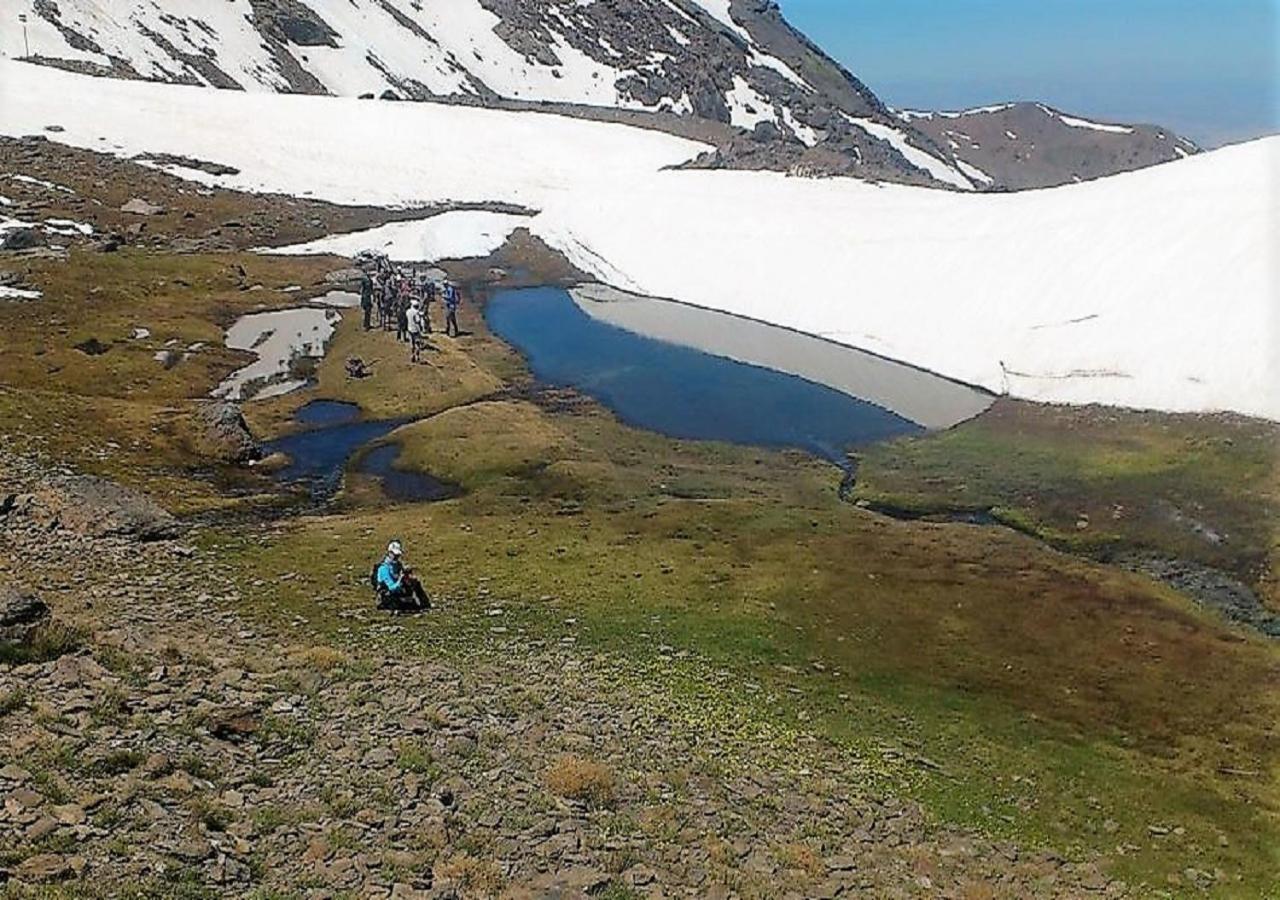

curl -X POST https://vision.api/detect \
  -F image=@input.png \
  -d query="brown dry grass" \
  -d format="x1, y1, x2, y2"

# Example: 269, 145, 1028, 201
433, 852, 503, 897
286, 644, 350, 671
545, 755, 617, 807
776, 842, 824, 879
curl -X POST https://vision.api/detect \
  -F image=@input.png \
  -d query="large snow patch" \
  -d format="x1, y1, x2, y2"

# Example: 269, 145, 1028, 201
1, 61, 1274, 420
266, 211, 531, 262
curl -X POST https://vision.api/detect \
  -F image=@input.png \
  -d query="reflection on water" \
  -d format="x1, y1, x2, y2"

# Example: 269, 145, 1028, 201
486, 287, 935, 464
569, 283, 994, 431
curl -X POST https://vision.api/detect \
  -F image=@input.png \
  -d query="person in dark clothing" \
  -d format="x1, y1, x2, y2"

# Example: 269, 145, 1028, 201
396, 296, 409, 342
443, 281, 461, 337
380, 279, 395, 331
424, 273, 440, 335
360, 272, 374, 330
375, 540, 429, 611
376, 275, 389, 329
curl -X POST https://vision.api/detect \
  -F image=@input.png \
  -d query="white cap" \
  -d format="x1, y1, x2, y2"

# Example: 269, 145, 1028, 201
387, 540, 403, 557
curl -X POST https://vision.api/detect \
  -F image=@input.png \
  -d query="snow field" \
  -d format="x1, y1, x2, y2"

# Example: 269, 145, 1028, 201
0, 60, 1274, 420
266, 212, 532, 262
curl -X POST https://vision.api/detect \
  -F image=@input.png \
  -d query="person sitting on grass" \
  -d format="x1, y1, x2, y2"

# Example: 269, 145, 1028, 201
375, 540, 430, 611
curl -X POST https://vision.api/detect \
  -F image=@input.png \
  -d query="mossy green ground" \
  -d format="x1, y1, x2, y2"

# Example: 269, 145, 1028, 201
4, 250, 1278, 895
852, 400, 1280, 609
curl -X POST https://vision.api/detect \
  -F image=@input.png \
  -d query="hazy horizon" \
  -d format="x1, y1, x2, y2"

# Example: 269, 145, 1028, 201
779, 0, 1278, 148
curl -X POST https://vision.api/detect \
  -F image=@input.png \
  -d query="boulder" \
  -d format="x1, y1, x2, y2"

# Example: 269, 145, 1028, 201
1, 227, 46, 251
0, 584, 50, 644
14, 852, 74, 882
120, 198, 165, 216
194, 401, 262, 464
325, 267, 364, 285
751, 120, 784, 143
26, 475, 180, 540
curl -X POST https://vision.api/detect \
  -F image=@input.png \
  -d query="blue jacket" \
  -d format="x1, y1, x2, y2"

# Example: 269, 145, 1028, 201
376, 557, 403, 592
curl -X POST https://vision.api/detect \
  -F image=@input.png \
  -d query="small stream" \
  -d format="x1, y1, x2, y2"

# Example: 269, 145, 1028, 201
265, 401, 458, 502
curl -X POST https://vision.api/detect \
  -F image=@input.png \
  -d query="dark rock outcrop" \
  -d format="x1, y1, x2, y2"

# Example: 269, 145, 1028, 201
23, 475, 180, 541
0, 584, 51, 645
194, 401, 262, 464
1, 228, 47, 251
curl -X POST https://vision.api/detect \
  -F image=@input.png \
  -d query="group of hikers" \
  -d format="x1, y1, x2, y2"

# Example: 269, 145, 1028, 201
357, 251, 463, 364
354, 252, 467, 612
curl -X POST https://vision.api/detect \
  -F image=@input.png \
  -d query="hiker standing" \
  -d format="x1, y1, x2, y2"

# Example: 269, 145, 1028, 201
381, 277, 395, 331
424, 273, 440, 335
443, 281, 461, 337
376, 274, 389, 328
360, 271, 374, 331
407, 298, 425, 363
396, 292, 409, 343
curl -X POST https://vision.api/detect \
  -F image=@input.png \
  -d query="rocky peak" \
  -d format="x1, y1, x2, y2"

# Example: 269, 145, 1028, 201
5, 0, 1198, 190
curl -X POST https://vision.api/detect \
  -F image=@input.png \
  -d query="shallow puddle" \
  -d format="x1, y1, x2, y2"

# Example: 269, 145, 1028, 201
213, 306, 340, 401
359, 444, 462, 503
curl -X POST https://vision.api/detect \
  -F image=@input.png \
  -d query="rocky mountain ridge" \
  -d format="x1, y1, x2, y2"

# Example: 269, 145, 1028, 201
898, 101, 1201, 189
2, 0, 1198, 190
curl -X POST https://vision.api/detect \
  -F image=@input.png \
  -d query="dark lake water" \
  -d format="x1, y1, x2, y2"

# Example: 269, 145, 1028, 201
293, 399, 362, 428
263, 285, 982, 501
360, 444, 461, 503
265, 401, 457, 502
486, 287, 923, 464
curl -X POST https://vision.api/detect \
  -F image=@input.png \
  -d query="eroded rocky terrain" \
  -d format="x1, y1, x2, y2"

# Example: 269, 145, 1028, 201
0, 447, 1128, 898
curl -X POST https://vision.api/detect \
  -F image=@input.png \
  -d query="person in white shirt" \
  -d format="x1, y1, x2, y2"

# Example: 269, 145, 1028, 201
407, 298, 425, 363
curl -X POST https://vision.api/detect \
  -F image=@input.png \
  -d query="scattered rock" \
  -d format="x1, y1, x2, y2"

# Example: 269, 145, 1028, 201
172, 835, 213, 862
120, 198, 165, 216
132, 153, 240, 177
15, 853, 73, 882
208, 707, 260, 741
24, 474, 181, 540
72, 337, 110, 356
0, 584, 51, 644
325, 267, 363, 285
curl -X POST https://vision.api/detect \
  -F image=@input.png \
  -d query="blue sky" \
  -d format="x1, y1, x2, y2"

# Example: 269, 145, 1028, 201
778, 0, 1278, 146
